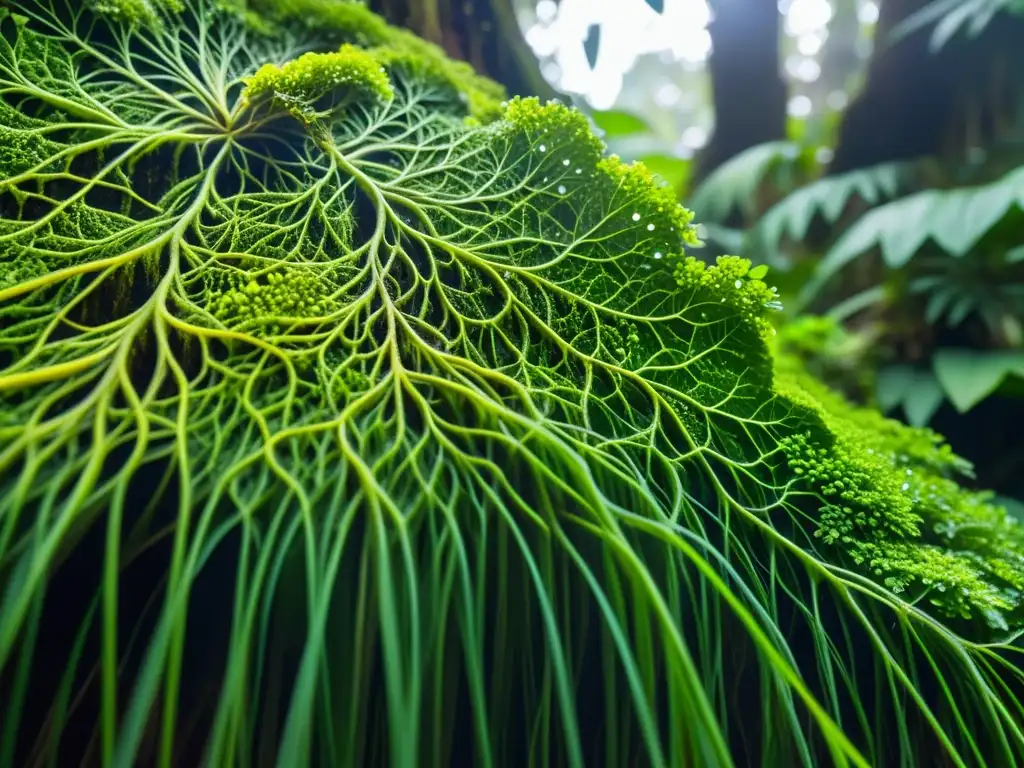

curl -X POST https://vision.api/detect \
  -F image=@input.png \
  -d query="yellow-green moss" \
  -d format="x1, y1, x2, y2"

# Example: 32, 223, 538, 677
209, 267, 337, 332
244, 45, 393, 122
500, 97, 701, 261
674, 255, 779, 335
599, 155, 698, 240
773, 327, 1024, 629
249, 0, 506, 121
370, 46, 504, 122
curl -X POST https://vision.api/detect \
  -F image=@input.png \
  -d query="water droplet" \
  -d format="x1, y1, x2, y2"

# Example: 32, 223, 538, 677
632, 212, 641, 221
539, 144, 547, 152
734, 279, 742, 289
562, 158, 570, 166
646, 223, 655, 231
901, 482, 910, 491
557, 184, 566, 194
575, 168, 582, 174
654, 251, 663, 259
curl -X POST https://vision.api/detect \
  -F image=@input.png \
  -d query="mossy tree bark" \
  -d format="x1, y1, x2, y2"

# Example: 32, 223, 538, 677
365, 0, 554, 99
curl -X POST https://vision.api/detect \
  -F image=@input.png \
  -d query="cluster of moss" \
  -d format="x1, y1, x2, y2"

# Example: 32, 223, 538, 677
598, 155, 697, 238
244, 45, 394, 122
502, 96, 604, 155
0, 110, 64, 179
772, 326, 1024, 629
500, 96, 701, 276
207, 266, 336, 332
780, 430, 922, 544
674, 255, 780, 335
249, 0, 506, 121
601, 319, 642, 364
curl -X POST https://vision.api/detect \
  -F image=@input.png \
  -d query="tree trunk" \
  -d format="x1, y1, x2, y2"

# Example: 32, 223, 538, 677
366, 0, 554, 100
693, 0, 788, 184
829, 0, 1024, 174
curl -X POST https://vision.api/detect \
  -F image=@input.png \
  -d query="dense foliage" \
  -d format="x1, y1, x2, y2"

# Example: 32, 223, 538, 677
1, 1, 1023, 766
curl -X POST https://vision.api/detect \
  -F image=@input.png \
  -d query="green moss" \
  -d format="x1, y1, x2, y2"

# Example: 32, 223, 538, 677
773, 331, 1024, 629
599, 154, 699, 240
674, 255, 780, 335
0, 123, 62, 178
249, 0, 506, 121
244, 45, 393, 122
209, 266, 338, 331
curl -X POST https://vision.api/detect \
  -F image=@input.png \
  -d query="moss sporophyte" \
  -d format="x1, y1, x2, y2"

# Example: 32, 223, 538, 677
2, 0, 1024, 766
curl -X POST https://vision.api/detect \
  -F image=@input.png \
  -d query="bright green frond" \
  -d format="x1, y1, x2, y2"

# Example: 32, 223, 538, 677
2, 1, 1023, 767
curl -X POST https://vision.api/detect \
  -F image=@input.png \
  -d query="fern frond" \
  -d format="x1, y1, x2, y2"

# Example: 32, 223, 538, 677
749, 161, 915, 269
689, 141, 800, 223
796, 163, 1024, 308
891, 0, 1024, 50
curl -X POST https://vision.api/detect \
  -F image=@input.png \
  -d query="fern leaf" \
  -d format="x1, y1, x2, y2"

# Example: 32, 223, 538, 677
749, 161, 912, 268
797, 164, 1024, 308
688, 141, 799, 223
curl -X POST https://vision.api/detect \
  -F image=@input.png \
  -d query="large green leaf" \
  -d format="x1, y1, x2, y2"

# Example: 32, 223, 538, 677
933, 349, 1024, 412
2, 2, 1024, 767
876, 365, 918, 412
689, 141, 798, 223
589, 109, 652, 138
797, 164, 1024, 308
750, 161, 910, 271
875, 365, 946, 426
891, 0, 1024, 50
